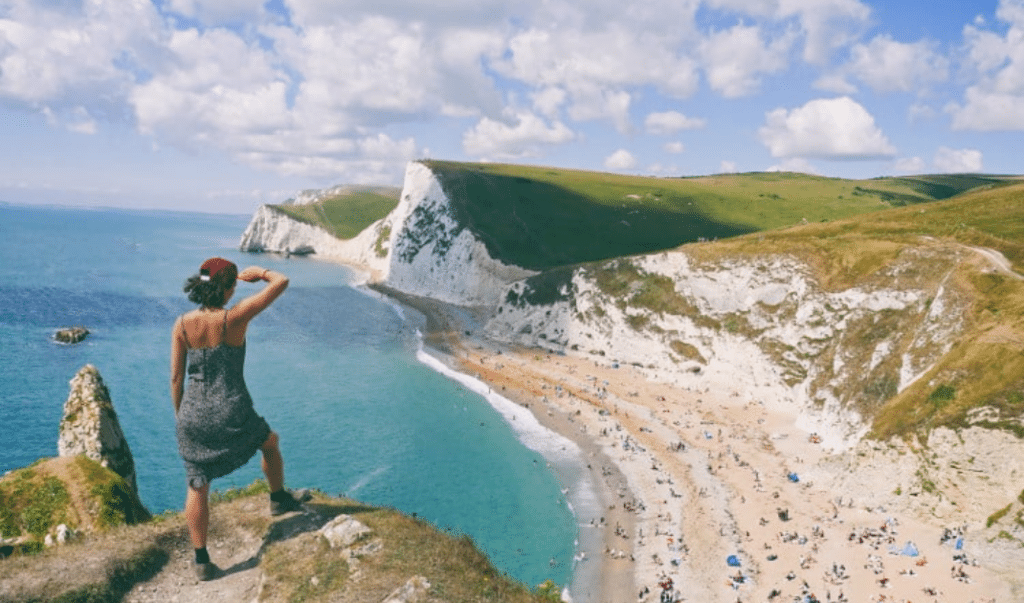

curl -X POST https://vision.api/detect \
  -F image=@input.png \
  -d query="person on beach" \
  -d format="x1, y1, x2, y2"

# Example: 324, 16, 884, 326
170, 257, 310, 581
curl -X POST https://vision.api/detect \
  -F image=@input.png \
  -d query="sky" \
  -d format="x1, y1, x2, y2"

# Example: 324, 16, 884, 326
1, 0, 1021, 214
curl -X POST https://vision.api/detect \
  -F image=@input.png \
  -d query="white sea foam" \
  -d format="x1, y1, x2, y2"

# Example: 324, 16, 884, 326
415, 345, 603, 602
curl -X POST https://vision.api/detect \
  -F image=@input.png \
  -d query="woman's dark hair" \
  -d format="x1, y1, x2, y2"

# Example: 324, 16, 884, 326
184, 260, 238, 307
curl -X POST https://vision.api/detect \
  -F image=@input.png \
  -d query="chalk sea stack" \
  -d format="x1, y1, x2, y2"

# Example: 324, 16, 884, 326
57, 364, 139, 498
0, 365, 149, 554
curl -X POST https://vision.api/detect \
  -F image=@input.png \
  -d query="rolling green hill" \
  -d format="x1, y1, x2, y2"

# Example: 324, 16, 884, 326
270, 162, 1017, 273
424, 160, 1018, 270
271, 186, 401, 240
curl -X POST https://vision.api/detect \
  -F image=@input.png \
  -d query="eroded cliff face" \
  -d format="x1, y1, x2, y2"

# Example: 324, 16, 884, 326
240, 162, 535, 304
374, 162, 536, 305
485, 245, 972, 451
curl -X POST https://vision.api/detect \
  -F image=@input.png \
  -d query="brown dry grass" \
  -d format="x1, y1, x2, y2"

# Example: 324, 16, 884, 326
0, 488, 557, 603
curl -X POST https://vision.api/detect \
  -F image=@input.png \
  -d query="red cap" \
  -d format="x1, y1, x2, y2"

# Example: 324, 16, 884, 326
200, 257, 234, 281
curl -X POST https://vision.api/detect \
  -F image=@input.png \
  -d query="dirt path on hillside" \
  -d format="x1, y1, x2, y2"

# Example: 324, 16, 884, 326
122, 499, 331, 603
970, 246, 1023, 280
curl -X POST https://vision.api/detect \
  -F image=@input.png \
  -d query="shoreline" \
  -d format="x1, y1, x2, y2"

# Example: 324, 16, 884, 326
369, 283, 1020, 603
370, 284, 636, 602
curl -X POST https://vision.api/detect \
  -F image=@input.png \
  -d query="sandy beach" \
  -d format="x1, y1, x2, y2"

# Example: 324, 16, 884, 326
384, 286, 1020, 603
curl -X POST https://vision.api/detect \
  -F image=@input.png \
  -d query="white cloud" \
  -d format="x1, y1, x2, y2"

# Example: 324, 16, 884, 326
948, 89, 1024, 130
65, 107, 98, 135
785, 0, 873, 64
766, 157, 820, 174
706, 0, 872, 64
463, 110, 575, 159
758, 96, 897, 159
604, 149, 637, 170
283, 0, 527, 28
165, 0, 267, 24
531, 87, 568, 119
0, 0, 159, 104
274, 19, 438, 120
813, 73, 858, 94
719, 160, 738, 173
645, 111, 705, 135
3, 0, 1006, 196
892, 156, 926, 174
699, 23, 794, 97
565, 85, 633, 133
845, 35, 949, 93
949, 0, 1024, 130
998, 0, 1024, 28
908, 103, 938, 122
647, 162, 680, 175
497, 24, 702, 106
934, 147, 983, 173
358, 133, 419, 159
131, 28, 291, 145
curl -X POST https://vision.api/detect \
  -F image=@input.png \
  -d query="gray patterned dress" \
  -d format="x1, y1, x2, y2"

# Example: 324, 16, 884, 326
176, 310, 271, 489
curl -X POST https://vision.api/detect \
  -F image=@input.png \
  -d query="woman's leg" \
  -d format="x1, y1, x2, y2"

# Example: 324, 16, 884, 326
260, 430, 284, 492
261, 431, 309, 515
184, 482, 210, 549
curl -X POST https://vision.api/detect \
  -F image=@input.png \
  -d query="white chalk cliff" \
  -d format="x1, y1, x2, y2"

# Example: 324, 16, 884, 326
240, 161, 535, 303
241, 161, 984, 451
485, 246, 973, 451
240, 204, 391, 277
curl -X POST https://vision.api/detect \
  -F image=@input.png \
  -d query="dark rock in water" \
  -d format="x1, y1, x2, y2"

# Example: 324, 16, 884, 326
54, 326, 90, 344
289, 245, 315, 256
58, 365, 140, 499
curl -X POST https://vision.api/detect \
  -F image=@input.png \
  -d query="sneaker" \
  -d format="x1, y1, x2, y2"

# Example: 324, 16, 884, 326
194, 561, 221, 582
270, 488, 312, 516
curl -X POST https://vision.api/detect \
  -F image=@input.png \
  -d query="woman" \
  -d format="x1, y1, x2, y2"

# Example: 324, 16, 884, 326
170, 257, 309, 581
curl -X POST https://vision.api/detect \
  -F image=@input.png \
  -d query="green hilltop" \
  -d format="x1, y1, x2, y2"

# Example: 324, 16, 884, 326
270, 186, 402, 240
270, 159, 1017, 272
424, 161, 1017, 270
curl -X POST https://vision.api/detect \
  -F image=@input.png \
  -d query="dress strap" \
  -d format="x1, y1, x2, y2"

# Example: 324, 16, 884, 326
223, 309, 229, 338
180, 316, 192, 349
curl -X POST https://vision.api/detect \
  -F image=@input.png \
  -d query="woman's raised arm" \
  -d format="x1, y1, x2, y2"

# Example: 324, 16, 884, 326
231, 267, 289, 324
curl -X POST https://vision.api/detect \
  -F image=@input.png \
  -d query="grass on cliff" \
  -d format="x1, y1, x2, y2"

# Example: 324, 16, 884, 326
270, 187, 401, 240
424, 160, 1014, 271
0, 487, 560, 603
0, 456, 149, 554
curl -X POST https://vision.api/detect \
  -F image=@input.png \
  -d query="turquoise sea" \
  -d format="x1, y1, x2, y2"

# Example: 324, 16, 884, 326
0, 203, 589, 594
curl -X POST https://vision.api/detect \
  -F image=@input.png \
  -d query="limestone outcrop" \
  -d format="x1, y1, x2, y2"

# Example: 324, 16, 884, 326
57, 365, 139, 498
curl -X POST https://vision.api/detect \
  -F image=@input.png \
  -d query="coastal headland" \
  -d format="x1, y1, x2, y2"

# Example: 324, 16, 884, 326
243, 160, 1024, 602
380, 285, 1021, 603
